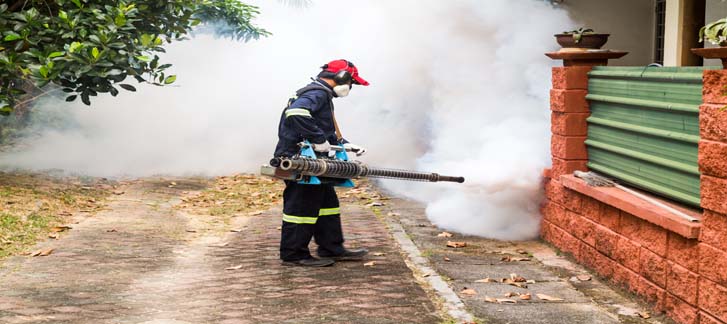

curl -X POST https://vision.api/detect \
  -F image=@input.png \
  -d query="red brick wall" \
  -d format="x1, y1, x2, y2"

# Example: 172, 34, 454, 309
541, 67, 727, 324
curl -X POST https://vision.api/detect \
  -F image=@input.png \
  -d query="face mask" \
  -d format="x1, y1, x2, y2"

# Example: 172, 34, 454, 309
333, 84, 351, 97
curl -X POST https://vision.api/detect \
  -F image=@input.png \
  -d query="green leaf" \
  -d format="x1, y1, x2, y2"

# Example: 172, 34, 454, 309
115, 14, 127, 26
3, 32, 22, 41
59, 10, 68, 21
140, 34, 153, 47
70, 0, 82, 8
39, 66, 49, 78
119, 84, 136, 92
91, 47, 100, 59
135, 55, 151, 62
164, 75, 176, 84
0, 106, 12, 116
66, 95, 78, 102
48, 51, 65, 59
68, 41, 83, 53
81, 93, 90, 105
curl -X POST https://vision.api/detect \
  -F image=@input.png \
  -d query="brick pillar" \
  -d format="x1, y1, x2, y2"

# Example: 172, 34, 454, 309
545, 51, 627, 178
549, 66, 591, 178
697, 70, 727, 324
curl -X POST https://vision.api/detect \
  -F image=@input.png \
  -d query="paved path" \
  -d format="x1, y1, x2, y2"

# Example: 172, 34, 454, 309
379, 196, 669, 324
0, 177, 674, 324
0, 179, 439, 324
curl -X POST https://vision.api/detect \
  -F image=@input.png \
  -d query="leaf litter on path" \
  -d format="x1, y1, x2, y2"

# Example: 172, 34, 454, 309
30, 248, 54, 257
225, 264, 243, 270
437, 232, 453, 238
49, 226, 72, 233
446, 241, 466, 248
536, 293, 564, 301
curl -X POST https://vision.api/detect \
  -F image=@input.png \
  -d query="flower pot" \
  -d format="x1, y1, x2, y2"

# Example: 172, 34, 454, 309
555, 33, 610, 50
691, 47, 727, 69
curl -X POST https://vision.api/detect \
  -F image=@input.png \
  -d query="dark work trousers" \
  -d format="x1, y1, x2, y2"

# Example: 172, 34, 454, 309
280, 181, 346, 261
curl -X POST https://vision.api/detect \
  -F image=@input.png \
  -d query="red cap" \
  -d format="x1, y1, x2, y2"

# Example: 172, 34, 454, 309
322, 59, 370, 86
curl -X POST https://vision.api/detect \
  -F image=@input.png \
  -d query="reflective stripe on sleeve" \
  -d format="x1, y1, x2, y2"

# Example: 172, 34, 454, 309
285, 108, 312, 118
319, 207, 341, 216
282, 214, 318, 224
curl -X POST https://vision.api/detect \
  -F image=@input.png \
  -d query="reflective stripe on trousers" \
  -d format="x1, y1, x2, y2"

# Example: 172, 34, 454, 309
282, 207, 340, 224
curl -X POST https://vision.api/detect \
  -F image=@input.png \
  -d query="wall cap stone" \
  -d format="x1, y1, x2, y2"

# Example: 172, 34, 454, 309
560, 175, 701, 239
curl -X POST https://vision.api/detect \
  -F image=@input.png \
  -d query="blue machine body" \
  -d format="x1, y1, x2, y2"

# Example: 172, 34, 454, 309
298, 141, 355, 188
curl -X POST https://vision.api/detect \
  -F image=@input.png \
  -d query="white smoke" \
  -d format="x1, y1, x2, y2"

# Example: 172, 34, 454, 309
0, 0, 572, 240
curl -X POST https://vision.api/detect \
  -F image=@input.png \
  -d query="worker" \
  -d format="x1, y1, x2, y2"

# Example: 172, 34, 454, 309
273, 59, 370, 267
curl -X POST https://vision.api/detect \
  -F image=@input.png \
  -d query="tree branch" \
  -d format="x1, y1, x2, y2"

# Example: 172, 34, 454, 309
8, 0, 27, 12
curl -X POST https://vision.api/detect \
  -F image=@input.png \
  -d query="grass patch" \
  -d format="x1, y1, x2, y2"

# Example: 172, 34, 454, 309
0, 172, 113, 260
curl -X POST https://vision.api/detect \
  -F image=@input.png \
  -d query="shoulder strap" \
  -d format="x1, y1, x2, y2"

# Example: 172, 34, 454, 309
295, 81, 333, 98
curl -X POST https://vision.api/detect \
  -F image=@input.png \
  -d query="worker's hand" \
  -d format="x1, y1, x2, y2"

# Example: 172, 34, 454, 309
311, 140, 331, 153
344, 143, 367, 156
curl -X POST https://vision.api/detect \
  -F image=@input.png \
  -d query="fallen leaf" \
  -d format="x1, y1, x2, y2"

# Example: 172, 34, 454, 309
170, 182, 177, 186
501, 255, 512, 262
230, 229, 242, 233
510, 273, 527, 282
519, 293, 532, 300
577, 274, 592, 281
460, 287, 477, 295
443, 256, 451, 262
422, 273, 431, 277
497, 298, 517, 304
526, 279, 536, 284
372, 252, 386, 256
437, 232, 453, 238
637, 312, 651, 319
106, 229, 117, 233
366, 202, 384, 207
50, 226, 72, 233
446, 241, 467, 248
186, 229, 197, 233
387, 212, 400, 217
516, 249, 528, 254
31, 248, 54, 257
475, 278, 496, 283
501, 278, 528, 289
505, 292, 518, 297
249, 211, 264, 216
58, 211, 72, 217
363, 261, 376, 267
536, 294, 564, 301
276, 226, 282, 231
225, 264, 243, 270
48, 233, 59, 239
484, 296, 498, 303
112, 190, 125, 195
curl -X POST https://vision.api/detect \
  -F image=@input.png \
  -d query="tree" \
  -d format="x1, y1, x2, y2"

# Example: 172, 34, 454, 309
0, 0, 269, 115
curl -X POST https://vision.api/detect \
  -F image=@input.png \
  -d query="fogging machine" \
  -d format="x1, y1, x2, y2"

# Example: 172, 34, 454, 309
261, 141, 465, 187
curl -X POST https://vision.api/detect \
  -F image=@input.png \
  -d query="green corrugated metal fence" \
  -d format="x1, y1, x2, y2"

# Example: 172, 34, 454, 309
586, 66, 715, 208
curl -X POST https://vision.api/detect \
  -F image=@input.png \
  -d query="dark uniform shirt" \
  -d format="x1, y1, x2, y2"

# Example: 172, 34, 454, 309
273, 79, 347, 157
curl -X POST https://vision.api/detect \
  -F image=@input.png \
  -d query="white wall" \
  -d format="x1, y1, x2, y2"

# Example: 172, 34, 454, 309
561, 0, 656, 66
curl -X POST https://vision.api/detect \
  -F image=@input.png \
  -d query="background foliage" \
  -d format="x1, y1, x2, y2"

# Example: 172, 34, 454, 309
0, 0, 269, 115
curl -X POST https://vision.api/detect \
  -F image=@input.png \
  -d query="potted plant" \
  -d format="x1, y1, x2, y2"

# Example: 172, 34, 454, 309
555, 28, 610, 50
699, 17, 727, 46
692, 17, 727, 68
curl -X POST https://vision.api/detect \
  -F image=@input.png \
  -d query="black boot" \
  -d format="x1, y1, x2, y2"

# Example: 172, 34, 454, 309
281, 257, 335, 267
320, 248, 369, 261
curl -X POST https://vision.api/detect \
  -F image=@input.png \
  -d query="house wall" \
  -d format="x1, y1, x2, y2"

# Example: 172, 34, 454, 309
561, 0, 656, 66
541, 63, 727, 324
